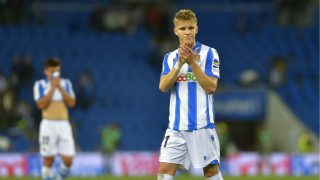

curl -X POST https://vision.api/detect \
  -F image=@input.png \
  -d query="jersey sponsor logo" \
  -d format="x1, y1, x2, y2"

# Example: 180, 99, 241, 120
176, 72, 197, 82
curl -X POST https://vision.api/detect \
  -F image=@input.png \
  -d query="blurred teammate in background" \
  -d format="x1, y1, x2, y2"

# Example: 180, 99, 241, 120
158, 9, 223, 180
33, 58, 76, 180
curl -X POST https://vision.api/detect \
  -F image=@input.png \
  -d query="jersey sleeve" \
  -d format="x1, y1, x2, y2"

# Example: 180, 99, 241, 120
205, 48, 220, 79
160, 53, 170, 76
33, 81, 44, 101
65, 79, 76, 98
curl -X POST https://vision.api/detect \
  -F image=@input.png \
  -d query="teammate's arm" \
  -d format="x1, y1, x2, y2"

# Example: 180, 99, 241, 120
36, 78, 59, 109
58, 84, 76, 107
159, 59, 184, 93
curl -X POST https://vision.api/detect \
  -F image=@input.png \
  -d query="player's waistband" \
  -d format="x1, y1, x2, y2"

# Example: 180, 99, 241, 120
42, 118, 69, 122
170, 123, 215, 132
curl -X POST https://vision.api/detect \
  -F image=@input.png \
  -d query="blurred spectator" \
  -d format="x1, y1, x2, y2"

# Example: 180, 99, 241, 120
239, 69, 260, 87
10, 55, 22, 94
276, 0, 315, 27
20, 55, 34, 86
90, 5, 105, 32
11, 55, 23, 78
256, 124, 272, 153
0, 72, 8, 94
101, 123, 121, 154
90, 5, 139, 33
10, 54, 35, 94
77, 70, 95, 109
297, 132, 314, 153
0, 89, 19, 130
269, 57, 287, 88
145, 3, 170, 40
16, 101, 35, 137
234, 12, 248, 36
216, 122, 231, 158
0, 0, 27, 24
216, 122, 238, 159
0, 135, 11, 151
101, 123, 121, 174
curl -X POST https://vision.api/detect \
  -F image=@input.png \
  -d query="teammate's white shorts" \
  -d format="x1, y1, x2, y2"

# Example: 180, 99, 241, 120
39, 119, 75, 157
159, 128, 220, 170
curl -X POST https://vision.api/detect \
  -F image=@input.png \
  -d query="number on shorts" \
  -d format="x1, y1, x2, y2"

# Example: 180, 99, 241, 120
163, 136, 170, 148
42, 136, 50, 145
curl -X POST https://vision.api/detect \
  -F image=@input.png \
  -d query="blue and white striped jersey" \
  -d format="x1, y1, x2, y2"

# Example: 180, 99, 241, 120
33, 78, 75, 102
161, 42, 220, 131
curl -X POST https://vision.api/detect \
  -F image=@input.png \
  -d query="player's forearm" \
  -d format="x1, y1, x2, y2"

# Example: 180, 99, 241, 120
36, 89, 55, 109
190, 62, 217, 94
59, 88, 76, 107
159, 68, 180, 92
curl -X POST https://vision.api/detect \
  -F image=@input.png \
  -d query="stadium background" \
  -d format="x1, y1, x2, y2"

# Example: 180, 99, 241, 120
0, 0, 319, 179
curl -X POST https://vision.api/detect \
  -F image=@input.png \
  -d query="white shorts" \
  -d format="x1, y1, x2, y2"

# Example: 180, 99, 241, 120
39, 119, 75, 157
159, 128, 220, 170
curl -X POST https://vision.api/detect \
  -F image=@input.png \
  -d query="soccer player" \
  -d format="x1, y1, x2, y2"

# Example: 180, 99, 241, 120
158, 9, 223, 180
33, 58, 76, 180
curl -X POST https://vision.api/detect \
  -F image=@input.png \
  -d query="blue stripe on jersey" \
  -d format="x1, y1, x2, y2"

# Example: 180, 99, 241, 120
210, 159, 220, 165
173, 53, 178, 67
161, 54, 170, 76
39, 82, 44, 99
65, 81, 71, 94
205, 48, 214, 76
187, 43, 202, 72
206, 94, 210, 126
173, 84, 180, 131
188, 82, 197, 130
204, 123, 214, 129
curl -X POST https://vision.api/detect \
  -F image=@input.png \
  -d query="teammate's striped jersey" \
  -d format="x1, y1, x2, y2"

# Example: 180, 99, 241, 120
161, 42, 220, 131
33, 78, 75, 102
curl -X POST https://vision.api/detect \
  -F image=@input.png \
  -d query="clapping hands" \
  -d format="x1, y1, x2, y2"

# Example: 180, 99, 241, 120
178, 43, 200, 65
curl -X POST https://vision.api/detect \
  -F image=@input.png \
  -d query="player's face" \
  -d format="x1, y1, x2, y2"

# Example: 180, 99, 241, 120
174, 20, 198, 47
44, 66, 60, 79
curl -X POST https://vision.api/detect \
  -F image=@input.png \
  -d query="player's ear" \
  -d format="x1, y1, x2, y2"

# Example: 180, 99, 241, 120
174, 27, 178, 36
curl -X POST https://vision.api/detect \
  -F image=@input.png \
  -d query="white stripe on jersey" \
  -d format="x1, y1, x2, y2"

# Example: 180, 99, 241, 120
161, 42, 220, 131
33, 78, 75, 102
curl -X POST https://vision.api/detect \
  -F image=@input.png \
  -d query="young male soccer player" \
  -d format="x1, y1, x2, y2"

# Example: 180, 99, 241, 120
34, 58, 76, 180
158, 9, 223, 180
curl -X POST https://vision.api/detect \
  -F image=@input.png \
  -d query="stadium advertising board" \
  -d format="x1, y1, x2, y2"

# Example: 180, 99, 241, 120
291, 153, 320, 176
214, 90, 266, 120
28, 153, 104, 177
113, 152, 159, 176
0, 154, 28, 177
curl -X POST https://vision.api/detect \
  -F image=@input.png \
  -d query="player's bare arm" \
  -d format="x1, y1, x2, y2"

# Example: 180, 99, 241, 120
159, 58, 185, 93
180, 45, 218, 94
58, 84, 76, 107
36, 78, 59, 109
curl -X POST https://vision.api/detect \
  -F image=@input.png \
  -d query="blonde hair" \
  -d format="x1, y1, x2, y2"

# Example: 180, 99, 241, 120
173, 9, 198, 26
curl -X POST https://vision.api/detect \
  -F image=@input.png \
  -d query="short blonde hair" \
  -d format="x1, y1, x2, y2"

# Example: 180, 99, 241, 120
173, 9, 198, 26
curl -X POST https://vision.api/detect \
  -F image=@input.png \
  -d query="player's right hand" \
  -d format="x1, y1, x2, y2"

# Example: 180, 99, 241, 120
50, 77, 60, 88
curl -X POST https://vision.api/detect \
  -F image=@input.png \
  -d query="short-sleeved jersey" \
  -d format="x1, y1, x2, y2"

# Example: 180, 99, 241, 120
161, 42, 220, 131
33, 78, 75, 102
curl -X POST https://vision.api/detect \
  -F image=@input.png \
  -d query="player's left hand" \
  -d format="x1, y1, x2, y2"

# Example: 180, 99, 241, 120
179, 44, 200, 65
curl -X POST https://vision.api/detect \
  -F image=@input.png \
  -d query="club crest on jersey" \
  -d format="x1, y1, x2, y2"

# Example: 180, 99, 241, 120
176, 72, 197, 82
213, 59, 219, 68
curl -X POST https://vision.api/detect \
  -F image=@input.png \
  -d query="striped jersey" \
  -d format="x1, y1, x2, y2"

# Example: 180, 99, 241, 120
161, 42, 220, 131
33, 78, 75, 102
